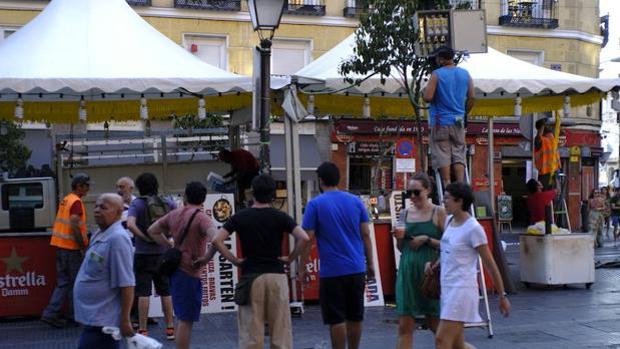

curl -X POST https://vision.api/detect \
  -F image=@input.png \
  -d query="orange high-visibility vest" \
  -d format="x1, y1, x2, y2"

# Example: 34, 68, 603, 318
535, 134, 560, 176
50, 193, 88, 250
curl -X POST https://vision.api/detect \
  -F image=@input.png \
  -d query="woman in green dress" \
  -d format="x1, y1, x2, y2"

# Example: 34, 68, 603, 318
394, 172, 446, 349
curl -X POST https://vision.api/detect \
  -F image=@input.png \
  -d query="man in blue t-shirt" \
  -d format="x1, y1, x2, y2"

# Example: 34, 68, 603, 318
301, 162, 376, 349
423, 46, 475, 187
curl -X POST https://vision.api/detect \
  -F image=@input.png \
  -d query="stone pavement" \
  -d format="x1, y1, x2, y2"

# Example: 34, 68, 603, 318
4, 232, 620, 349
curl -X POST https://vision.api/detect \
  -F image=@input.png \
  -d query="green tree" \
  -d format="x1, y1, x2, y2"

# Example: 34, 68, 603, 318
0, 120, 32, 175
339, 0, 451, 170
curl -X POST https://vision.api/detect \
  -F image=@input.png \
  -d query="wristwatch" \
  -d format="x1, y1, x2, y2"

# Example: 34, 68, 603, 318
500, 292, 508, 299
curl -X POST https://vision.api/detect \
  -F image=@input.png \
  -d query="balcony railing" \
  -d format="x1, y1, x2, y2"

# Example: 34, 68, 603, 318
126, 0, 151, 5
343, 0, 371, 18
449, 0, 480, 10
174, 0, 241, 11
499, 0, 558, 29
284, 0, 326, 16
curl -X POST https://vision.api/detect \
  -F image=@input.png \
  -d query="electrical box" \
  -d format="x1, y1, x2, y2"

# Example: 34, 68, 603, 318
414, 9, 487, 57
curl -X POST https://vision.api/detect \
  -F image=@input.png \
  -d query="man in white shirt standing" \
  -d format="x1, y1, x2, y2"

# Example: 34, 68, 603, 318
116, 177, 136, 231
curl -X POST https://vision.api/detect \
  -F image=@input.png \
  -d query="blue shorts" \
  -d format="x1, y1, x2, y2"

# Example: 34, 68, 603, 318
612, 216, 620, 227
170, 269, 202, 322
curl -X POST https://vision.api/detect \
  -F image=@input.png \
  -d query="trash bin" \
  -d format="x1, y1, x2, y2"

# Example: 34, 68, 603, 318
520, 233, 594, 289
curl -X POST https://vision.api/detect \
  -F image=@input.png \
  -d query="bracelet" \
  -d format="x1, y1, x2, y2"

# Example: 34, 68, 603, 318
500, 292, 508, 299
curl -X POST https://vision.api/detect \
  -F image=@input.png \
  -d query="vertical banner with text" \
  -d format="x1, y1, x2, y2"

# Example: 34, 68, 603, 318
201, 193, 237, 313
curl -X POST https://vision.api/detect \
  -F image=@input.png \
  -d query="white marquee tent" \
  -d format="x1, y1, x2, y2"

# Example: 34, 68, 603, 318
292, 33, 620, 117
0, 0, 252, 122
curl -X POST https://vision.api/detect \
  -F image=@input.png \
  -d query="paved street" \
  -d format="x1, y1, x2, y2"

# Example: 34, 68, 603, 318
3, 232, 620, 349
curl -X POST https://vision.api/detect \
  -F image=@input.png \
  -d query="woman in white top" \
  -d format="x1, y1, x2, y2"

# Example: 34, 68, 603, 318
430, 182, 511, 349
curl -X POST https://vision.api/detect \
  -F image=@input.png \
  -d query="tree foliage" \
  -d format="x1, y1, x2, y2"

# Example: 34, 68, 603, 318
0, 120, 32, 175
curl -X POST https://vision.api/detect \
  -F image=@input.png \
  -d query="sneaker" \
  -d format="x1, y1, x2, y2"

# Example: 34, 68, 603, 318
40, 316, 66, 329
165, 327, 175, 340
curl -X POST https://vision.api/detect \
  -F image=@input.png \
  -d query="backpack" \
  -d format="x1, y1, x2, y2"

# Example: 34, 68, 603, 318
140, 195, 171, 231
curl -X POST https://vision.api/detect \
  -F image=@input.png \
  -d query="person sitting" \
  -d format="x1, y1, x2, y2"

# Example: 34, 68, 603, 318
525, 178, 556, 224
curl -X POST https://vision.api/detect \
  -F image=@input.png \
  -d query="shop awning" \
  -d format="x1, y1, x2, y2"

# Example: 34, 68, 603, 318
270, 135, 322, 181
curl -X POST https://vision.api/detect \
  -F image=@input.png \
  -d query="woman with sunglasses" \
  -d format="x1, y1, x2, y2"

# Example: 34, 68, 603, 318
433, 182, 510, 349
589, 188, 606, 248
393, 172, 446, 348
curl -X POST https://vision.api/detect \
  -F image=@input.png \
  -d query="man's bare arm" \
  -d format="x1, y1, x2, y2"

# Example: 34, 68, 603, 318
360, 222, 376, 279
69, 214, 86, 250
127, 216, 153, 242
147, 219, 174, 249
212, 228, 243, 266
465, 76, 475, 115
423, 73, 438, 103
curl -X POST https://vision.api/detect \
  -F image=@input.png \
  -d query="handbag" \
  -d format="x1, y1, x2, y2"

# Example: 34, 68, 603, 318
420, 215, 453, 300
421, 261, 441, 299
158, 209, 201, 277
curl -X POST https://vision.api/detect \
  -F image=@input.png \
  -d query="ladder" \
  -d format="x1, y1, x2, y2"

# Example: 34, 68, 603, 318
553, 174, 571, 231
435, 166, 494, 339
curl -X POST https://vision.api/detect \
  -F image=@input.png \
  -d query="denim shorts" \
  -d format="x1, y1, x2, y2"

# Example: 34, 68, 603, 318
170, 269, 202, 322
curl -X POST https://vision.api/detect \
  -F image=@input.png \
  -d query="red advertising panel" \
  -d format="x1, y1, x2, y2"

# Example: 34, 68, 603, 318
300, 241, 321, 301
0, 236, 57, 317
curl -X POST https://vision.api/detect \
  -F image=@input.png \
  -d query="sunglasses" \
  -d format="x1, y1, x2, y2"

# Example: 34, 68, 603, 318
406, 189, 422, 197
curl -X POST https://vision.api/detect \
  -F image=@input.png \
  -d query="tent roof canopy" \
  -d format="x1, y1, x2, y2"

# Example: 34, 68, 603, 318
0, 0, 251, 98
294, 33, 620, 99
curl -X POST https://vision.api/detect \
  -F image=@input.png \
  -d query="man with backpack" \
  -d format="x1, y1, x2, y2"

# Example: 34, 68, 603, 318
126, 172, 176, 339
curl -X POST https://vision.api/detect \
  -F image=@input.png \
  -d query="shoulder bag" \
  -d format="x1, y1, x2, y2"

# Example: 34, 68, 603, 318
158, 209, 201, 277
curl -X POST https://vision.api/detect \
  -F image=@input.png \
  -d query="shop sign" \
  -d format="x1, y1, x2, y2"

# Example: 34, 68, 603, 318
475, 137, 488, 145
335, 119, 428, 136
0, 237, 55, 317
395, 158, 415, 173
471, 178, 500, 191
349, 142, 382, 155
565, 130, 601, 147
570, 146, 580, 163
466, 123, 522, 136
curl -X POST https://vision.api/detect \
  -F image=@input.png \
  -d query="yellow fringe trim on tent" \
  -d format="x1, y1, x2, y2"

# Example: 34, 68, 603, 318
0, 90, 604, 122
0, 94, 252, 123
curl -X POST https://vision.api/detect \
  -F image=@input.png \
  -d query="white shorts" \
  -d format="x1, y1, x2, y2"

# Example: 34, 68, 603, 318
440, 286, 482, 323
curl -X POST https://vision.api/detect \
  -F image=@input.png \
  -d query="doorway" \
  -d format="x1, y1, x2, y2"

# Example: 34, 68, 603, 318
501, 159, 529, 227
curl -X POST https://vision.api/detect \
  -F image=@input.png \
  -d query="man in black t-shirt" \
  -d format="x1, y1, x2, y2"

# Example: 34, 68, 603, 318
211, 175, 309, 349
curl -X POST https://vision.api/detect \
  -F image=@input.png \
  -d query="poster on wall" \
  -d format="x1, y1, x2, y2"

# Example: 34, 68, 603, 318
149, 193, 238, 316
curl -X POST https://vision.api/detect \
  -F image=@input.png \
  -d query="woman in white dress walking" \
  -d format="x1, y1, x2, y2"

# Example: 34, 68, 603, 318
430, 182, 511, 349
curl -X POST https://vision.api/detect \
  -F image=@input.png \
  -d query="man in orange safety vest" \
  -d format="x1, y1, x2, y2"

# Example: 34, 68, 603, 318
41, 173, 91, 328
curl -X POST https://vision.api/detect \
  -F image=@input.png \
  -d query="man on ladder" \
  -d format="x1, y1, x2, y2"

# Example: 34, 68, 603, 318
423, 46, 475, 187
534, 117, 561, 190
423, 47, 502, 339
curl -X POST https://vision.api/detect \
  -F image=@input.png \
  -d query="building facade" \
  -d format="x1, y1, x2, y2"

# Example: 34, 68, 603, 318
0, 0, 604, 228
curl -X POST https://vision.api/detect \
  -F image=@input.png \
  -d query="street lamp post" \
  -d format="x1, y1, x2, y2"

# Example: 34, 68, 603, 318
247, 0, 285, 175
